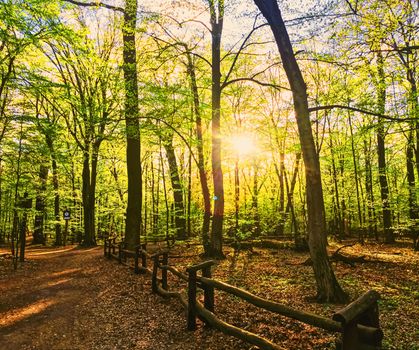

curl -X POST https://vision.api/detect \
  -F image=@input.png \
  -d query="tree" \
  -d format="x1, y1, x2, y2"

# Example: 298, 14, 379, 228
42, 19, 121, 246
123, 0, 142, 250
207, 0, 225, 258
253, 0, 348, 303
63, 0, 142, 250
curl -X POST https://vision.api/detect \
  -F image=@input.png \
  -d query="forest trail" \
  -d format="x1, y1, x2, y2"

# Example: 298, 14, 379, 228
0, 246, 240, 350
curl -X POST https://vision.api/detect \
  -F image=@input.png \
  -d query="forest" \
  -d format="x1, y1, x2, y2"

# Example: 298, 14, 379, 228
0, 0, 418, 349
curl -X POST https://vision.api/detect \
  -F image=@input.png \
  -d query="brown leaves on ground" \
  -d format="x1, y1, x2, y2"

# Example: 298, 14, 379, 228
0, 240, 417, 350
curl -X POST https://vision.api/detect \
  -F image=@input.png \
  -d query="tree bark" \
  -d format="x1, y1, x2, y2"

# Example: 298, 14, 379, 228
46, 136, 61, 246
327, 116, 343, 238
80, 146, 98, 246
163, 137, 186, 240
364, 137, 377, 239
186, 51, 212, 253
123, 0, 142, 250
253, 0, 348, 302
376, 50, 393, 243
33, 165, 48, 245
209, 0, 225, 258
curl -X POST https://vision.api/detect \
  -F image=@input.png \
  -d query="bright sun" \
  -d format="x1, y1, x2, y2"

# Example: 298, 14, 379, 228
230, 134, 258, 157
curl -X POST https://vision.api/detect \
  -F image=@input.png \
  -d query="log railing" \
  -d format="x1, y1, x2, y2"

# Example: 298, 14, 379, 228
104, 238, 149, 274
103, 238, 383, 350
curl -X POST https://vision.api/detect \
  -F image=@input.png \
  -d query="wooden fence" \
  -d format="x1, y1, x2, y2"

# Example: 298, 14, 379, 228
104, 238, 383, 350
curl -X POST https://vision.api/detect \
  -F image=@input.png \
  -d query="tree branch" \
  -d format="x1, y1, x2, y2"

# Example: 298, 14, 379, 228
222, 21, 268, 87
222, 77, 289, 91
63, 0, 124, 14
308, 105, 415, 122
222, 62, 289, 91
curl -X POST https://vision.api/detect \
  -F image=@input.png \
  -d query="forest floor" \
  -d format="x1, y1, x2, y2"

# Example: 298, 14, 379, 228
0, 240, 417, 350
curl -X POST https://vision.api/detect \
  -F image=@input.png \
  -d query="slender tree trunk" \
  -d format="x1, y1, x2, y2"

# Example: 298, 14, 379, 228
275, 149, 286, 236
80, 147, 97, 246
0, 156, 3, 244
364, 137, 377, 239
45, 136, 61, 246
376, 50, 393, 243
208, 0, 225, 258
279, 150, 285, 212
81, 150, 91, 245
19, 193, 31, 262
407, 71, 419, 250
33, 165, 48, 245
252, 161, 260, 236
186, 51, 212, 253
151, 159, 156, 237
234, 157, 239, 233
405, 135, 418, 225
187, 141, 192, 238
348, 113, 363, 239
163, 138, 186, 240
123, 0, 142, 250
81, 147, 98, 246
160, 143, 170, 241
327, 116, 343, 237
254, 0, 348, 302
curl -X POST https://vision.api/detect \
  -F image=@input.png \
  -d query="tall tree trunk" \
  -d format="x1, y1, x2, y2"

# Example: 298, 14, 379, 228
406, 132, 417, 220
0, 156, 3, 244
19, 192, 31, 262
364, 137, 377, 239
81, 147, 98, 246
254, 0, 348, 303
123, 0, 142, 250
163, 138, 186, 239
46, 136, 61, 246
81, 150, 91, 245
234, 157, 239, 233
186, 51, 211, 251
279, 150, 285, 212
274, 149, 286, 236
209, 0, 225, 258
407, 68, 419, 250
376, 50, 393, 243
348, 113, 363, 239
327, 116, 343, 237
160, 143, 170, 241
143, 163, 148, 236
33, 165, 48, 245
187, 140, 192, 238
151, 159, 157, 237
252, 161, 260, 236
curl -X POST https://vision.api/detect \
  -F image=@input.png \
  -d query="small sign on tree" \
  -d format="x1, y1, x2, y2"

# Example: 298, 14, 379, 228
63, 209, 71, 220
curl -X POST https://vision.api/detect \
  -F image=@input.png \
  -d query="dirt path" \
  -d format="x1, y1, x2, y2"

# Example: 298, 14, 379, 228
0, 246, 241, 350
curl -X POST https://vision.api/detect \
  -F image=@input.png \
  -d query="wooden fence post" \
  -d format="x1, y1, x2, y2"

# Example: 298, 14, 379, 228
186, 260, 215, 331
118, 242, 122, 264
108, 239, 113, 258
162, 252, 168, 291
112, 238, 116, 255
333, 290, 382, 350
152, 255, 159, 294
202, 265, 214, 313
187, 269, 197, 331
134, 246, 140, 274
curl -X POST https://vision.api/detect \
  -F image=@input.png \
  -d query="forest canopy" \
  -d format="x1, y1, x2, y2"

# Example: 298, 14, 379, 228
1, 0, 418, 263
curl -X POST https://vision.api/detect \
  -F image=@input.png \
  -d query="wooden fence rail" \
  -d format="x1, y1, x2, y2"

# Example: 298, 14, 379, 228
103, 238, 383, 350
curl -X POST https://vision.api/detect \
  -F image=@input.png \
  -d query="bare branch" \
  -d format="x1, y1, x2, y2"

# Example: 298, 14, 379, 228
222, 62, 287, 90
308, 104, 415, 122
222, 22, 268, 87
222, 77, 289, 91
63, 0, 124, 14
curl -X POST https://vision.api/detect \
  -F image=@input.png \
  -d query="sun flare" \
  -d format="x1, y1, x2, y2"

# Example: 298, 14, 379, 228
230, 133, 258, 157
